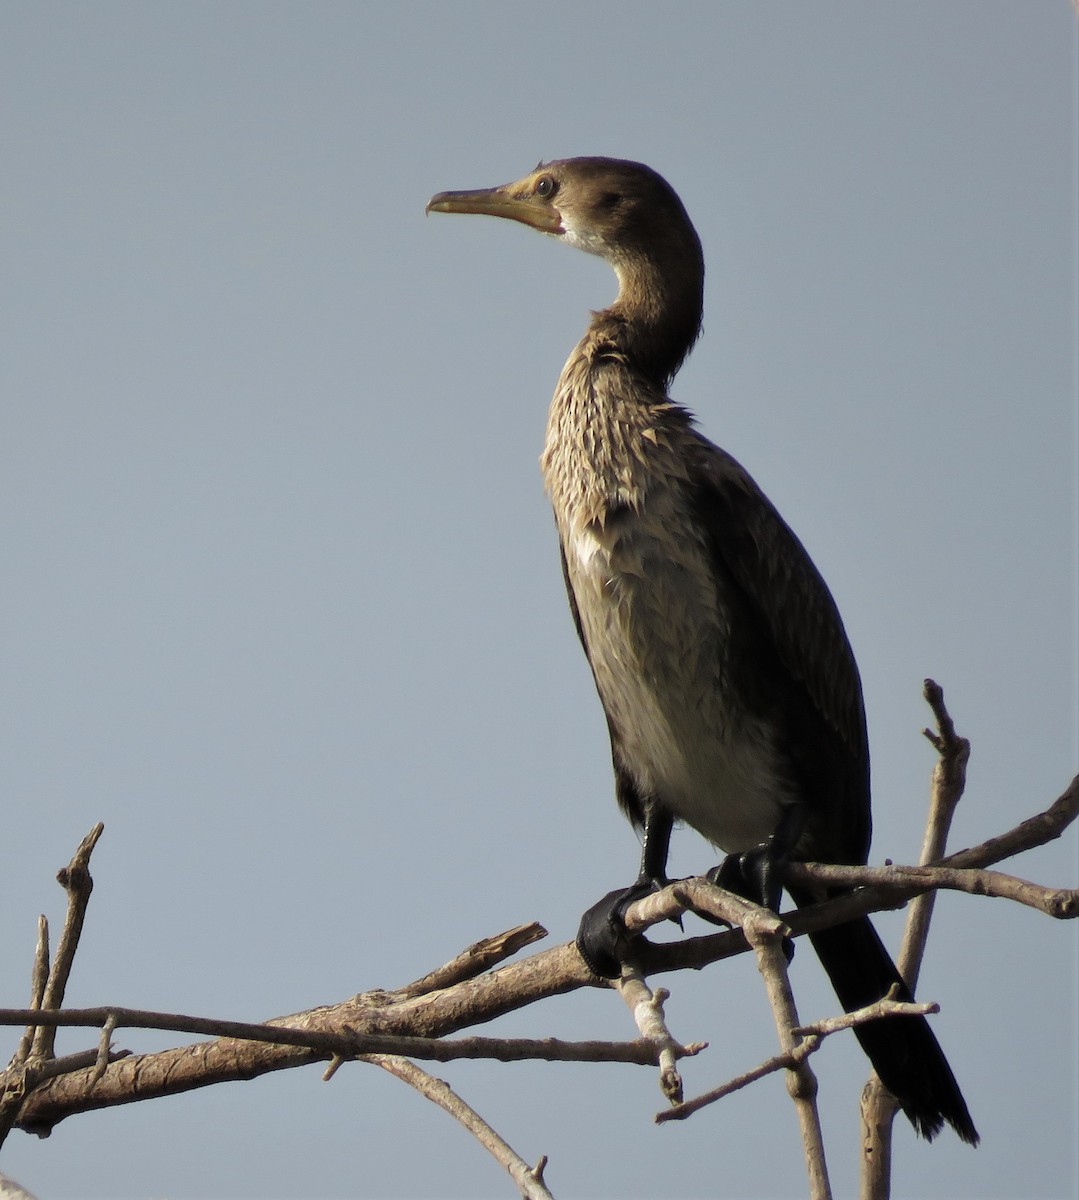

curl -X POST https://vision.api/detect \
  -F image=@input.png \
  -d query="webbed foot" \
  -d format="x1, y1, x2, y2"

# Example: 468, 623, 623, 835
709, 802, 805, 912
709, 843, 785, 912
709, 807, 804, 963
576, 876, 665, 978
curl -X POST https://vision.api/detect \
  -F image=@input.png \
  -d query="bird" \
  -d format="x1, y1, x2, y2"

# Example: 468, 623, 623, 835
427, 156, 977, 1144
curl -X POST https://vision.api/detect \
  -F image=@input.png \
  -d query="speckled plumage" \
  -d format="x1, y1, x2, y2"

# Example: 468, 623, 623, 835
542, 335, 792, 854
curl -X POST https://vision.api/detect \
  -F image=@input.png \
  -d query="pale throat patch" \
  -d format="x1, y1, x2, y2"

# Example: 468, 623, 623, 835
558, 212, 607, 257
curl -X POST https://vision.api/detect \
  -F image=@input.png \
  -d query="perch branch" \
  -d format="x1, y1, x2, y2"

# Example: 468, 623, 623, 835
614, 773, 1077, 979
8, 776, 1075, 1142
784, 862, 1076, 918
746, 903, 832, 1200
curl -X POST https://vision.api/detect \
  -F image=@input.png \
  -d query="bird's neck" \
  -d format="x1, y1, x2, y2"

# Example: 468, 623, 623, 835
593, 252, 703, 388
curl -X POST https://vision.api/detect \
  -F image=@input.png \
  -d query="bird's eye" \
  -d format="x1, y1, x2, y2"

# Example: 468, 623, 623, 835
534, 175, 557, 199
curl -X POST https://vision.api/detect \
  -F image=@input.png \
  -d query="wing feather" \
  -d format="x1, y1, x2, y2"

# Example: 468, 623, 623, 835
687, 438, 871, 860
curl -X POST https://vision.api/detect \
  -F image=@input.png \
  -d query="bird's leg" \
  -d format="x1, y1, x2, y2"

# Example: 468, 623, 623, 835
708, 803, 805, 962
639, 799, 674, 889
709, 802, 805, 912
576, 804, 673, 978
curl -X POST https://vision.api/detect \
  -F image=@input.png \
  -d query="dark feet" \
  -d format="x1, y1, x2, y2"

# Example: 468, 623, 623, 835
710, 801, 805, 911
708, 842, 784, 912
576, 877, 664, 978
708, 837, 795, 962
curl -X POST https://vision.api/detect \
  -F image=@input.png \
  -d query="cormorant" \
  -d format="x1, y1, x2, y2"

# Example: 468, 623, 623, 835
427, 157, 977, 1144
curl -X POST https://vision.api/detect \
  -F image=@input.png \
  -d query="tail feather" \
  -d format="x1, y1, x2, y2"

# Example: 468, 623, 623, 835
789, 892, 979, 1145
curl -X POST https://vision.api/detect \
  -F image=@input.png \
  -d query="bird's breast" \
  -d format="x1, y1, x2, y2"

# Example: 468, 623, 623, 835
541, 355, 792, 852
559, 488, 790, 854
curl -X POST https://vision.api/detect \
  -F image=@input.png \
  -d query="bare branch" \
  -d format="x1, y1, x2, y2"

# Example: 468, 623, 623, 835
656, 882, 834, 1196
792, 991, 940, 1039
10, 917, 49, 1070
0, 828, 107, 1149
784, 862, 1076, 918
30, 824, 104, 1061
365, 1055, 556, 1200
614, 973, 704, 1105
91, 1015, 117, 1084
622, 876, 769, 935
905, 678, 970, 989
744, 907, 832, 1200
861, 679, 967, 1200
660, 989, 936, 1123
0, 1006, 669, 1067
940, 774, 1078, 870
400, 923, 549, 998
9, 777, 1075, 1151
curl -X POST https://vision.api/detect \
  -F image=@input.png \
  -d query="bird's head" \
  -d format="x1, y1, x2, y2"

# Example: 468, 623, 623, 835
427, 157, 704, 382
427, 157, 700, 273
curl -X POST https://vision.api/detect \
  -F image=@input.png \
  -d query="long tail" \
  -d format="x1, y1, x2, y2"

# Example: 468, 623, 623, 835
788, 892, 979, 1145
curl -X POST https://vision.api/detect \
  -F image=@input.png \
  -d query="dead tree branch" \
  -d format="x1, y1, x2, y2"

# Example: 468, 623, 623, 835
860, 679, 968, 1199
659, 987, 937, 1123
30, 824, 103, 1062
614, 972, 703, 1106
364, 1055, 556, 1200
0, 825, 109, 1148
5, 773, 1074, 1142
0, 1007, 683, 1068
743, 901, 831, 1200
1, 702, 1075, 1200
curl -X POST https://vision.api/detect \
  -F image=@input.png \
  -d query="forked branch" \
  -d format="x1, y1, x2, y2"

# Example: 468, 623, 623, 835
4, 775, 1075, 1143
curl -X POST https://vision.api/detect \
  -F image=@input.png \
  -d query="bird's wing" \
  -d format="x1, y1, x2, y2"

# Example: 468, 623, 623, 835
688, 439, 870, 847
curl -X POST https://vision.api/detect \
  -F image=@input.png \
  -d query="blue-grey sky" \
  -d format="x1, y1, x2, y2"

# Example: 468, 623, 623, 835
2, 3, 1076, 1198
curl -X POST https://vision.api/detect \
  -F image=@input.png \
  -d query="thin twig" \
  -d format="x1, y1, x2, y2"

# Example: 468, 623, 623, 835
400, 923, 548, 998
903, 678, 970, 989
366, 1055, 556, 1200
11, 917, 50, 1069
91, 1015, 117, 1084
939, 774, 1078, 870
30, 824, 104, 1060
784, 862, 1076, 917
660, 989, 936, 1123
0, 1006, 676, 1067
621, 875, 763, 935
18, 1049, 128, 1084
